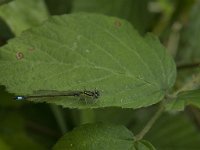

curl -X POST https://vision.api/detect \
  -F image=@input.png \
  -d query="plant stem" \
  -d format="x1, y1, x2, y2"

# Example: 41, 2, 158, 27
135, 104, 164, 141
80, 109, 95, 124
177, 62, 200, 70
50, 104, 67, 134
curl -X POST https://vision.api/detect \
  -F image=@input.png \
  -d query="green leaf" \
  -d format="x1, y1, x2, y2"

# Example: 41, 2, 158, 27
21, 103, 62, 147
93, 108, 136, 125
0, 0, 12, 5
145, 113, 200, 150
166, 89, 200, 111
0, 112, 45, 150
53, 123, 155, 150
176, 0, 200, 65
0, 138, 11, 150
134, 140, 156, 150
44, 0, 72, 15
176, 67, 200, 92
72, 0, 155, 34
0, 85, 21, 107
181, 89, 200, 108
0, 13, 176, 109
0, 0, 49, 35
0, 17, 14, 44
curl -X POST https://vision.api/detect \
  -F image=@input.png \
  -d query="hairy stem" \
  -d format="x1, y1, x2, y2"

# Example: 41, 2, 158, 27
135, 104, 164, 141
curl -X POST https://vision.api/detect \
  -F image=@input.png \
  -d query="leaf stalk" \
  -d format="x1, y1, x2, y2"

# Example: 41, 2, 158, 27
135, 104, 164, 141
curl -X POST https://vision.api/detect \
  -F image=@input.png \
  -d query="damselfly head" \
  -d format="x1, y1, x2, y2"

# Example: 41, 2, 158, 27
83, 89, 100, 99
93, 89, 100, 98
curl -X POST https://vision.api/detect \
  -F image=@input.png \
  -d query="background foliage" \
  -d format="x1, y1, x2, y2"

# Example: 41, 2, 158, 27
0, 0, 199, 149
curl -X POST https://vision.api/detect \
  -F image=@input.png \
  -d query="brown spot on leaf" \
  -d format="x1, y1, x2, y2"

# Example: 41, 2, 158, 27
29, 47, 35, 51
16, 52, 24, 60
114, 20, 122, 27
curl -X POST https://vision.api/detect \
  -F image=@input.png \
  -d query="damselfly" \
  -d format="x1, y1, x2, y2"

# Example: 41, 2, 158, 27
14, 89, 100, 101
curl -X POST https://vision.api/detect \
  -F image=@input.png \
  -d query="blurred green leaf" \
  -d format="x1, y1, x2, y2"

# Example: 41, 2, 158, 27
176, 0, 200, 65
72, 0, 156, 34
145, 113, 200, 150
70, 106, 155, 129
44, 0, 72, 15
0, 13, 176, 109
0, 0, 49, 35
166, 89, 200, 111
0, 18, 14, 46
94, 108, 136, 125
0, 0, 12, 5
0, 86, 21, 107
0, 138, 11, 150
134, 140, 156, 150
0, 112, 45, 150
70, 108, 136, 126
171, 0, 195, 23
53, 123, 156, 150
175, 67, 200, 91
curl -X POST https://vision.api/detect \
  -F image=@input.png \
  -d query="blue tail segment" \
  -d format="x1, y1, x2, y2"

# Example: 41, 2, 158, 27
14, 96, 26, 100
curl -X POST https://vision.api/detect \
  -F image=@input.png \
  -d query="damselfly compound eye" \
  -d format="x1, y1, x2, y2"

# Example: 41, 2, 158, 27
83, 90, 100, 99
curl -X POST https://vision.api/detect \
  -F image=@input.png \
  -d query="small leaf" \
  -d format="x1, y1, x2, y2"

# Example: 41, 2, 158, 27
0, 0, 49, 35
53, 123, 155, 150
0, 13, 176, 108
166, 89, 200, 111
134, 140, 156, 150
181, 89, 200, 108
